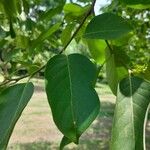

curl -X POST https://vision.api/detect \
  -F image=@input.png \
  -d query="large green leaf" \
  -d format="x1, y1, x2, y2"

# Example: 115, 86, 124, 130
84, 13, 132, 40
111, 76, 150, 150
0, 82, 34, 149
45, 54, 100, 147
2, 0, 18, 17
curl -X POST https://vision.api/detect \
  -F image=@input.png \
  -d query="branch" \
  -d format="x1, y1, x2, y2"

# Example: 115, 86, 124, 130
59, 0, 97, 54
0, 65, 45, 87
105, 40, 114, 54
0, 74, 30, 87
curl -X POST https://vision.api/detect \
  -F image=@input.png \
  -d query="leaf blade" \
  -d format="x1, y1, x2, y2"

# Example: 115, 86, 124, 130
0, 82, 34, 149
111, 76, 150, 150
45, 54, 100, 147
84, 13, 132, 40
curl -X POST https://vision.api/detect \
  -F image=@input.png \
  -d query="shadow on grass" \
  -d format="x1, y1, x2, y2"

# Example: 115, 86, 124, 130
8, 102, 150, 150
8, 140, 108, 150
8, 142, 56, 150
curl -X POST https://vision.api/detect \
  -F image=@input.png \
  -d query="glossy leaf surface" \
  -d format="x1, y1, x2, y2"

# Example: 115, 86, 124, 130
45, 54, 100, 147
84, 13, 132, 40
111, 76, 150, 150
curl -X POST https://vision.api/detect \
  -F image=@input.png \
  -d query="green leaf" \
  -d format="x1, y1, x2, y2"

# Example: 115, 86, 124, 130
61, 23, 75, 46
63, 3, 87, 17
63, 3, 90, 22
112, 33, 133, 47
86, 39, 106, 64
120, 0, 150, 9
0, 2, 4, 13
111, 76, 150, 150
0, 82, 34, 149
39, 5, 64, 21
105, 47, 128, 95
22, 0, 29, 15
30, 23, 61, 50
84, 13, 132, 40
120, 0, 150, 5
2, 0, 18, 17
45, 54, 100, 147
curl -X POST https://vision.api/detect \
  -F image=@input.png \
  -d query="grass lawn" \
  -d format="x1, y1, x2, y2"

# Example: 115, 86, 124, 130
7, 78, 150, 150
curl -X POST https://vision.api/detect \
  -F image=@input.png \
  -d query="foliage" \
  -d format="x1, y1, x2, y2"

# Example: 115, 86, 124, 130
0, 0, 150, 149
111, 76, 150, 150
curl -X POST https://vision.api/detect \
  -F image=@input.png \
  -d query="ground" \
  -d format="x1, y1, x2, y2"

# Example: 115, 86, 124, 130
7, 79, 150, 150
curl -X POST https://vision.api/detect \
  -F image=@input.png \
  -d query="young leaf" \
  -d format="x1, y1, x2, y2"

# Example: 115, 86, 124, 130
84, 13, 132, 40
111, 76, 150, 150
61, 23, 75, 46
0, 82, 34, 149
144, 64, 150, 81
63, 3, 88, 18
30, 23, 61, 50
45, 54, 100, 148
39, 5, 64, 22
86, 39, 106, 64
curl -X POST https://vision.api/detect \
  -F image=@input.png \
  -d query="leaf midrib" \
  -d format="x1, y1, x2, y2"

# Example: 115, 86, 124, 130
85, 29, 130, 36
128, 75, 135, 148
66, 56, 77, 131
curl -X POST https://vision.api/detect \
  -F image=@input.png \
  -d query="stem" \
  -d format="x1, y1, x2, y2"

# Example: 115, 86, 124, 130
59, 0, 96, 54
0, 0, 97, 87
0, 75, 30, 87
0, 65, 45, 87
105, 40, 114, 54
